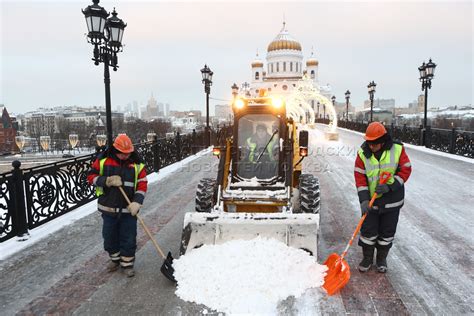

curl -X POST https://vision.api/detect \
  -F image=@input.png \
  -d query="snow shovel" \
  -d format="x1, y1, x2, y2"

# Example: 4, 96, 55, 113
322, 171, 391, 296
118, 186, 176, 283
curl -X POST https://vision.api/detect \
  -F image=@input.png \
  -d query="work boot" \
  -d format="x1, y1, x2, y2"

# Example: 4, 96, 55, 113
358, 247, 374, 272
376, 248, 389, 273
106, 261, 120, 272
122, 267, 135, 278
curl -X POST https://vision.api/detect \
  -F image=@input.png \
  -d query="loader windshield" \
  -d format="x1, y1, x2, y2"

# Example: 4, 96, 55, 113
237, 114, 280, 180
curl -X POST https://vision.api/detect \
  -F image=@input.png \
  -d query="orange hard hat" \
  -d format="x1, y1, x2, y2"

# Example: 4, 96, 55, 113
113, 134, 134, 153
364, 122, 387, 141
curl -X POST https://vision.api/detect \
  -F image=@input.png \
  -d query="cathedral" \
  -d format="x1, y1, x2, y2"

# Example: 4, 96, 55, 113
245, 22, 333, 116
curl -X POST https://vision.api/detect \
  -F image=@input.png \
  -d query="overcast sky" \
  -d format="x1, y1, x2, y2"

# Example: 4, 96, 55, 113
1, 0, 472, 115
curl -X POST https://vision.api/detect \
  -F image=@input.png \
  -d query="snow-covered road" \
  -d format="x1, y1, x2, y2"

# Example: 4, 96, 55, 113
0, 125, 472, 315
305, 124, 474, 314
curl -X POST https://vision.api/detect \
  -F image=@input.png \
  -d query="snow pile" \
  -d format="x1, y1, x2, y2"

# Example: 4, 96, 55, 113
174, 237, 327, 315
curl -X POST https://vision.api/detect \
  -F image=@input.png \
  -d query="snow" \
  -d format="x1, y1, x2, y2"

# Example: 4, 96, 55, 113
183, 212, 319, 226
0, 148, 211, 261
307, 124, 474, 313
397, 107, 474, 119
174, 237, 327, 315
223, 188, 287, 199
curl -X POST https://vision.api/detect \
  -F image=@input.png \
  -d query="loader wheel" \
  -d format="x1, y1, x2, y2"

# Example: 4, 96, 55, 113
195, 178, 217, 212
298, 174, 321, 214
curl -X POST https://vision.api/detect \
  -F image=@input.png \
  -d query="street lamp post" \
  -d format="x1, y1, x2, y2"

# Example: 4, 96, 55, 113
69, 133, 79, 154
367, 81, 376, 122
231, 83, 239, 100
345, 90, 351, 124
97, 134, 107, 147
82, 0, 127, 148
40, 136, 51, 156
200, 64, 213, 147
418, 59, 437, 128
331, 95, 336, 120
15, 135, 26, 156
241, 82, 250, 97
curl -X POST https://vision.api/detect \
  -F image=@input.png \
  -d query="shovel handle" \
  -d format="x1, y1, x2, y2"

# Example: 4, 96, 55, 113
340, 171, 392, 259
118, 186, 167, 259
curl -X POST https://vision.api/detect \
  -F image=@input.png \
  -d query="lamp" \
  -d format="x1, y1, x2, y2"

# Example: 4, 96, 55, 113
83, 0, 127, 147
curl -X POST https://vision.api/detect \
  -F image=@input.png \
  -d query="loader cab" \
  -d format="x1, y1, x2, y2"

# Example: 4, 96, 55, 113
231, 97, 287, 183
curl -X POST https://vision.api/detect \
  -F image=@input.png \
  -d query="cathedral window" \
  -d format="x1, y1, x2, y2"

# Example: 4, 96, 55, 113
255, 72, 260, 80
276, 63, 279, 72
290, 62, 293, 72
311, 70, 315, 79
283, 62, 286, 71
271, 63, 274, 73
296, 62, 298, 72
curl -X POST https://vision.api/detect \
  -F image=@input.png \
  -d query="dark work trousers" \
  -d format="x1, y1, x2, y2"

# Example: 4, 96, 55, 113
358, 208, 401, 250
101, 212, 137, 258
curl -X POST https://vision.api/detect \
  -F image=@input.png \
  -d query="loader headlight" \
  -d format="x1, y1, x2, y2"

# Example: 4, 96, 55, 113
234, 98, 245, 110
271, 97, 283, 109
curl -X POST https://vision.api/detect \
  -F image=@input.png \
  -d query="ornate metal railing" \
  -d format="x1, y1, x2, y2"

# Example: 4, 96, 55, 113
0, 129, 218, 243
316, 119, 473, 158
22, 155, 95, 229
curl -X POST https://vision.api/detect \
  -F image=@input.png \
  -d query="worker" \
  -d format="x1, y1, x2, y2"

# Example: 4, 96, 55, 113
354, 122, 412, 273
246, 123, 277, 162
87, 134, 148, 277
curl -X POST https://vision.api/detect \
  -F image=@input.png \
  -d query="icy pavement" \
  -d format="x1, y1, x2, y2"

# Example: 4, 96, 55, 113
174, 237, 327, 315
0, 148, 211, 261
0, 127, 472, 315
307, 124, 474, 314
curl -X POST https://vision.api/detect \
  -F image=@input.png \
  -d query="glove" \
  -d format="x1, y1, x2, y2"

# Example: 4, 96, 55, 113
375, 184, 390, 195
127, 202, 141, 216
360, 200, 373, 216
105, 175, 122, 187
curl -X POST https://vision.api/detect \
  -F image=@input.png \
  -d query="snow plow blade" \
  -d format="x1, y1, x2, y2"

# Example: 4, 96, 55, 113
180, 212, 320, 256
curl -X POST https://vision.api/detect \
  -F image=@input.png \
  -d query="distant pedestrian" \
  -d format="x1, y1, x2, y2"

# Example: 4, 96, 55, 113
87, 134, 147, 277
354, 122, 412, 273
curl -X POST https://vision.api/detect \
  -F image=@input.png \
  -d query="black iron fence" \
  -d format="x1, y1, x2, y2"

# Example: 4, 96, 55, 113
317, 119, 473, 158
0, 130, 223, 243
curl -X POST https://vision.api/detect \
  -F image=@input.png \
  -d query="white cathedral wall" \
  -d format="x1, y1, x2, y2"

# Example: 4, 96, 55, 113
305, 66, 319, 84
252, 66, 264, 83
266, 50, 303, 79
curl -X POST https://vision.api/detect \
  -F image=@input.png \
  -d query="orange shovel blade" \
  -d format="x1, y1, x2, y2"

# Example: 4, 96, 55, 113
322, 253, 351, 296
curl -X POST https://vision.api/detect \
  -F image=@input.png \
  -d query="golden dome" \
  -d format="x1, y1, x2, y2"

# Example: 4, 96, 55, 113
251, 52, 264, 68
267, 22, 302, 53
306, 48, 318, 66
268, 40, 302, 52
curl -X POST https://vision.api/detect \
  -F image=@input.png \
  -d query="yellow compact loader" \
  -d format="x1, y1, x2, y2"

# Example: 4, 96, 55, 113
180, 95, 321, 256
